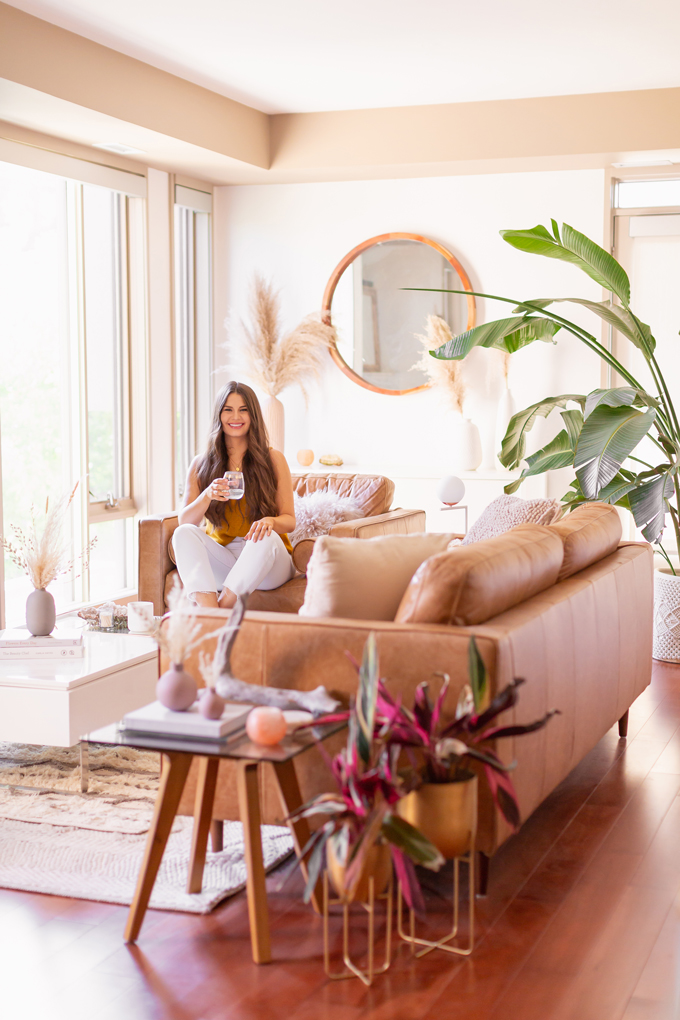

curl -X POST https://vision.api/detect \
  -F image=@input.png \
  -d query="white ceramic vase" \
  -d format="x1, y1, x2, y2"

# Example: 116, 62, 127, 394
653, 568, 680, 661
449, 414, 482, 472
262, 395, 285, 452
495, 387, 516, 468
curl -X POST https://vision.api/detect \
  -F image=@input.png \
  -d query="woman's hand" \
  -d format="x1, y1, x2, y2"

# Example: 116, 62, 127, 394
246, 517, 275, 542
205, 477, 231, 502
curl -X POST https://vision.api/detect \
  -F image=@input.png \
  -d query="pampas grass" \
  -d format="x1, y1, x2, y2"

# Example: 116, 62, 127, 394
1, 483, 95, 590
149, 577, 207, 665
414, 315, 466, 413
225, 275, 337, 402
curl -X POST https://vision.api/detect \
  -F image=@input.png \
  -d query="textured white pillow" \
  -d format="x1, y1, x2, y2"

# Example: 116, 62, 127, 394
459, 494, 561, 546
290, 490, 363, 545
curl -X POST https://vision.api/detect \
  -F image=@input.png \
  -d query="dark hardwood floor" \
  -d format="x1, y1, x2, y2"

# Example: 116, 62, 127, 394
3, 660, 680, 1020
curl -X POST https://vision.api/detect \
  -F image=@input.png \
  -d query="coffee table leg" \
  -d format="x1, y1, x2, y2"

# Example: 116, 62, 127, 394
187, 757, 219, 894
272, 759, 323, 915
79, 740, 89, 794
237, 761, 271, 964
124, 751, 193, 943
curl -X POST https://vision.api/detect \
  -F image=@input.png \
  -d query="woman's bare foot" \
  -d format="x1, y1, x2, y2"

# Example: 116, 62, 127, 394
218, 587, 237, 609
193, 592, 219, 608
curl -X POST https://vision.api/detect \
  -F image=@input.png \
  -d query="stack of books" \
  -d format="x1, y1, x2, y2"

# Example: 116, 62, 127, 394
122, 700, 251, 741
0, 628, 85, 659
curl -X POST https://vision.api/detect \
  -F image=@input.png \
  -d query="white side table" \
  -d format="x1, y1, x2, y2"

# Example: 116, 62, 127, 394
0, 630, 159, 791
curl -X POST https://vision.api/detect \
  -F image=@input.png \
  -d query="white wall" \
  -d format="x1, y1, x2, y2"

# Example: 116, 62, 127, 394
213, 169, 605, 496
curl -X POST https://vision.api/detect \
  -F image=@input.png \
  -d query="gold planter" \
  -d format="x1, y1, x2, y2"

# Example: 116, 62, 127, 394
398, 774, 478, 859
323, 839, 393, 985
326, 839, 392, 904
397, 774, 478, 958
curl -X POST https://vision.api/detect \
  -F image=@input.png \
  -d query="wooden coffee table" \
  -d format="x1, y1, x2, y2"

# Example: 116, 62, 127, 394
86, 719, 344, 964
0, 630, 159, 791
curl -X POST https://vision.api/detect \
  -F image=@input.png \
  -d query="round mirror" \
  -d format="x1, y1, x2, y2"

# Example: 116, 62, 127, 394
322, 233, 475, 395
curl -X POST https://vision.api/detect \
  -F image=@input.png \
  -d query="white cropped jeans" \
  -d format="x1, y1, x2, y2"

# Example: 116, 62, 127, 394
172, 524, 295, 600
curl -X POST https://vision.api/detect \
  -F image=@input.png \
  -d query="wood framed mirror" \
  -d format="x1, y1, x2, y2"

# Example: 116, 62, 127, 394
322, 233, 476, 395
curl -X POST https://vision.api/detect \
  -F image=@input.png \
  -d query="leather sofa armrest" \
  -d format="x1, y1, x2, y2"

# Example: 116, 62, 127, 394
291, 509, 427, 573
138, 513, 180, 615
328, 507, 426, 539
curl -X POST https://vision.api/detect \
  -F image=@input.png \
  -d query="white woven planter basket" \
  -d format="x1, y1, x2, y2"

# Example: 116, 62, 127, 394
653, 568, 680, 662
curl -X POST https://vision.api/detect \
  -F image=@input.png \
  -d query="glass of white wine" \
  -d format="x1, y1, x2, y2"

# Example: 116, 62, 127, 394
224, 471, 244, 499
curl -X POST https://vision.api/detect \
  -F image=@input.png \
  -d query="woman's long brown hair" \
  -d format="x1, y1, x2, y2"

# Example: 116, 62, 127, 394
195, 382, 279, 528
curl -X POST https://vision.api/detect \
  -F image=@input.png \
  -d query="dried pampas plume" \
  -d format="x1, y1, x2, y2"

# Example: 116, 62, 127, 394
1, 482, 95, 590
224, 275, 337, 403
414, 315, 466, 414
148, 578, 208, 666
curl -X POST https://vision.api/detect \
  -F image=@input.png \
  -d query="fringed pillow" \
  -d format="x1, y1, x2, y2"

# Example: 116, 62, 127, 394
290, 490, 363, 545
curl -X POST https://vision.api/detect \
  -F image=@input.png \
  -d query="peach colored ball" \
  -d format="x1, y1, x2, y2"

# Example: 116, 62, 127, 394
297, 449, 314, 467
246, 706, 287, 746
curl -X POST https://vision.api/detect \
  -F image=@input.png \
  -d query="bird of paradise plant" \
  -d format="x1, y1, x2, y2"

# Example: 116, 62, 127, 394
407, 221, 680, 568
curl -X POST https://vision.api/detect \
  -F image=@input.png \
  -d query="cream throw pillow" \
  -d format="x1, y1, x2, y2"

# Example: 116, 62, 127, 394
460, 494, 561, 546
299, 532, 455, 621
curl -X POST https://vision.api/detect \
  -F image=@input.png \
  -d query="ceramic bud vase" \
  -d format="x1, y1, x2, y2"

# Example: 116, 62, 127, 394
156, 662, 198, 711
25, 588, 56, 637
199, 686, 226, 720
262, 395, 285, 452
449, 413, 482, 473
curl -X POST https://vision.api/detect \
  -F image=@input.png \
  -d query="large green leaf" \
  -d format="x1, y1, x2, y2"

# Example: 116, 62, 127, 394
584, 387, 658, 420
499, 393, 586, 470
356, 633, 379, 765
628, 471, 675, 543
503, 430, 574, 495
574, 405, 656, 498
468, 637, 488, 713
431, 315, 559, 361
501, 222, 630, 306
381, 813, 445, 870
513, 297, 654, 355
560, 409, 584, 449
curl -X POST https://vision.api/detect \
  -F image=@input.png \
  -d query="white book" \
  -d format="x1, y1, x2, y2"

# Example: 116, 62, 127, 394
0, 628, 84, 648
0, 645, 85, 659
122, 700, 252, 740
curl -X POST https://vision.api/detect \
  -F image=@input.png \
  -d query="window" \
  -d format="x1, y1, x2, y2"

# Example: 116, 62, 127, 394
173, 185, 212, 500
0, 159, 145, 627
615, 178, 680, 210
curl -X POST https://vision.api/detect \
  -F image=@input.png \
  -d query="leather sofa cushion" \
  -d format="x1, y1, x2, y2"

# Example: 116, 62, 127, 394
299, 532, 455, 621
550, 502, 622, 581
395, 524, 564, 626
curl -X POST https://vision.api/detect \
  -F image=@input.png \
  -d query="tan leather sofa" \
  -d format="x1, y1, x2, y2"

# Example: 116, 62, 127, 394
138, 473, 425, 615
166, 504, 653, 881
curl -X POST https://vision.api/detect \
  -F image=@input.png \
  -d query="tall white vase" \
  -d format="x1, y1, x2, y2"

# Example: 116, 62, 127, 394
449, 413, 482, 472
495, 387, 516, 469
262, 395, 285, 452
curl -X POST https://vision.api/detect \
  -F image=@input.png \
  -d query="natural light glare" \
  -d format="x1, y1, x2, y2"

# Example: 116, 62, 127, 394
616, 179, 680, 209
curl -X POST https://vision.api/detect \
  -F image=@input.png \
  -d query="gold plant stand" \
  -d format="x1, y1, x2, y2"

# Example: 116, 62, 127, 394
397, 851, 475, 957
322, 870, 393, 985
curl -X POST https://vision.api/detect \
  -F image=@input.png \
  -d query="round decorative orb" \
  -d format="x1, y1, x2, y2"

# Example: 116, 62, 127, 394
198, 687, 226, 720
156, 663, 197, 711
246, 706, 287, 746
297, 449, 314, 467
436, 475, 466, 506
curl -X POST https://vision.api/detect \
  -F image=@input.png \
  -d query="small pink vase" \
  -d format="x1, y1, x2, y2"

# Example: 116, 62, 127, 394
156, 662, 197, 711
199, 687, 226, 720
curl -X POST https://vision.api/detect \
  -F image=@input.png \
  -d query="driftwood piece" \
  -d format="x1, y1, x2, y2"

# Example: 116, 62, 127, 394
213, 595, 340, 717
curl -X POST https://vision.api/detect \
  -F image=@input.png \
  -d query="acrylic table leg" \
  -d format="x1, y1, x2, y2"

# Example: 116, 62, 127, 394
124, 751, 193, 943
79, 740, 89, 794
237, 761, 271, 964
272, 759, 323, 914
619, 709, 630, 738
187, 757, 220, 894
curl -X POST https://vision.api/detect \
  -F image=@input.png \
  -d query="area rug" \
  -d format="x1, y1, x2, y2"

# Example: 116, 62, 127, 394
0, 816, 293, 913
0, 742, 294, 912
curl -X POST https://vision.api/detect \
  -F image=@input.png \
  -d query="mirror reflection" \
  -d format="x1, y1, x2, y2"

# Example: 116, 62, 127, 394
324, 235, 475, 395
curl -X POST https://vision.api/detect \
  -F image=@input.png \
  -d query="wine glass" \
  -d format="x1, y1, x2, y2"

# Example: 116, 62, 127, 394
224, 471, 244, 499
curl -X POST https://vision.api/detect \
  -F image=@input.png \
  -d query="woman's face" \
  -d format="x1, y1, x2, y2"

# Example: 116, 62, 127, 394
220, 392, 251, 439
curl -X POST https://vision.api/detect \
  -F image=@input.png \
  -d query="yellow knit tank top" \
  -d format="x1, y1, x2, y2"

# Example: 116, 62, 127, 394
206, 500, 293, 555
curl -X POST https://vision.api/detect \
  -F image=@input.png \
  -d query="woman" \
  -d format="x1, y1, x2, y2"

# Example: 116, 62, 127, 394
172, 382, 296, 609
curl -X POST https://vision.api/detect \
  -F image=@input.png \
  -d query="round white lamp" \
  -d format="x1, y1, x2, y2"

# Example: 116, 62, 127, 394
436, 475, 466, 506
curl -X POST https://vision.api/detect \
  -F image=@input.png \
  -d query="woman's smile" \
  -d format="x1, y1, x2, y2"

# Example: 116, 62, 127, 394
221, 396, 251, 437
